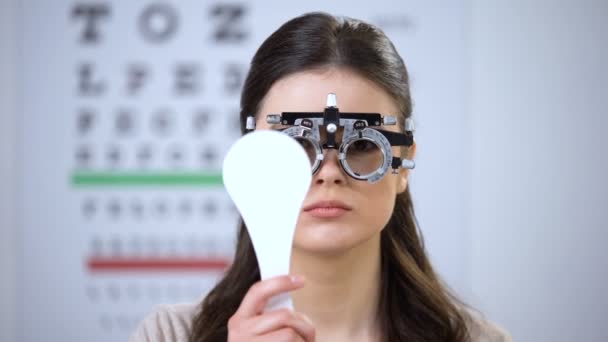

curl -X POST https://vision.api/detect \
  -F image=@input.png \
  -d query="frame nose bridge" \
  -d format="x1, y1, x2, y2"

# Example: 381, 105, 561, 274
318, 126, 345, 149
314, 146, 347, 179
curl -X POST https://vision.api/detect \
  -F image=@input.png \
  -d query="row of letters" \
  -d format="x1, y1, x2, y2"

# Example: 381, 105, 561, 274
71, 3, 249, 45
76, 62, 246, 97
81, 197, 237, 219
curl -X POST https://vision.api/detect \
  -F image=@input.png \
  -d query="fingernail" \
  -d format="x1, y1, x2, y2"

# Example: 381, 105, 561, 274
290, 275, 304, 285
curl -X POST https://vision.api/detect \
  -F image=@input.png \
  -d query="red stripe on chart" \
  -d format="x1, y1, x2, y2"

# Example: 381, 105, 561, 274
87, 257, 231, 272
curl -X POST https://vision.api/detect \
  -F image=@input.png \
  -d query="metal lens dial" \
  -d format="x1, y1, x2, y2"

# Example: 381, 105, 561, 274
343, 138, 384, 176
340, 128, 393, 183
282, 126, 323, 174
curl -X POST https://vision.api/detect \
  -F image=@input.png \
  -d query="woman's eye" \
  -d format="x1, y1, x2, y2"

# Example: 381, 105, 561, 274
352, 140, 376, 152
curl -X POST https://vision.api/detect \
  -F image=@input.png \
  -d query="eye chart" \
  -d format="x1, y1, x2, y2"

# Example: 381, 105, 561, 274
17, 2, 466, 341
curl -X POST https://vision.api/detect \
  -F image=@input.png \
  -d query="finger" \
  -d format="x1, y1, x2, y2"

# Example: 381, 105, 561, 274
244, 309, 315, 341
293, 312, 315, 342
234, 275, 305, 318
252, 327, 306, 342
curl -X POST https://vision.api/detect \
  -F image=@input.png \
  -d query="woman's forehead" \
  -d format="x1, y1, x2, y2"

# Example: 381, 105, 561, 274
258, 68, 398, 115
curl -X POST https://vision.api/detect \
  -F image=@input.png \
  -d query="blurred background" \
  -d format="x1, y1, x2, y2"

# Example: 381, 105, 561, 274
1, 0, 606, 341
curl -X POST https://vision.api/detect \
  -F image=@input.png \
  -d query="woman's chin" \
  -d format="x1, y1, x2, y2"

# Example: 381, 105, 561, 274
292, 223, 366, 255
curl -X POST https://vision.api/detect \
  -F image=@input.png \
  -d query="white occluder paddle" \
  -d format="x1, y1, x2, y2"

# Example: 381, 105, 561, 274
222, 130, 312, 311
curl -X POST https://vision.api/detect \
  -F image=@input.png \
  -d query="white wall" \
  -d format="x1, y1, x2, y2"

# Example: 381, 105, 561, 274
468, 0, 608, 341
0, 0, 17, 341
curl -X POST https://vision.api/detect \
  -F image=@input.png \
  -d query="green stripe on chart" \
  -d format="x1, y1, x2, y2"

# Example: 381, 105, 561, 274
71, 172, 224, 187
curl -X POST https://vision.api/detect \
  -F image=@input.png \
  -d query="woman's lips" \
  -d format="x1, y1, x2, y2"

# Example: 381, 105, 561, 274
305, 207, 350, 218
302, 200, 352, 218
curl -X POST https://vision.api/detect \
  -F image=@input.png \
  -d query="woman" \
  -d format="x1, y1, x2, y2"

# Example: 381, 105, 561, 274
131, 12, 511, 342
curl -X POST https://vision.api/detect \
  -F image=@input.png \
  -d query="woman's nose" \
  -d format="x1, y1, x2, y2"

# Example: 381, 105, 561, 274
313, 149, 348, 186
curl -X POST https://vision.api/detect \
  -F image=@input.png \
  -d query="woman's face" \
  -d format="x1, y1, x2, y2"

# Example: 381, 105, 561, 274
256, 68, 415, 255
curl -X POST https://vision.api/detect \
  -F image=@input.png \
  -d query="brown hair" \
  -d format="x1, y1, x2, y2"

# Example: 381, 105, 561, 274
189, 12, 472, 342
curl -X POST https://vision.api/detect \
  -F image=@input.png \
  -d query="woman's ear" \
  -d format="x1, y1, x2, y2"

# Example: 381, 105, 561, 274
397, 141, 416, 194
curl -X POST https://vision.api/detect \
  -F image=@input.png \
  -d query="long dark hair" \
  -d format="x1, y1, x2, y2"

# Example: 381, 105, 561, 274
190, 12, 472, 342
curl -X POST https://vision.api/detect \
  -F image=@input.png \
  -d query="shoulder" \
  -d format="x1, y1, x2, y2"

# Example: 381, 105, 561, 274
464, 309, 512, 342
129, 302, 199, 342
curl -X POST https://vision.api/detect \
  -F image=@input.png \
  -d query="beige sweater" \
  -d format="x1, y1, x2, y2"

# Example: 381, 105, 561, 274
129, 302, 512, 341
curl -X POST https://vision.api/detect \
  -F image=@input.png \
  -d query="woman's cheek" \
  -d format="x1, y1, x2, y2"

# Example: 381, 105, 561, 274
363, 184, 396, 227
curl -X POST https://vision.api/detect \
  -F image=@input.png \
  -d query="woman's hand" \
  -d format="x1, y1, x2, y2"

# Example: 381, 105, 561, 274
227, 275, 316, 342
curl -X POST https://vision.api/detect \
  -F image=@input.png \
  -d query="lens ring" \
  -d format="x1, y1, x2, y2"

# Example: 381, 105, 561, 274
340, 138, 384, 180
340, 128, 393, 183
